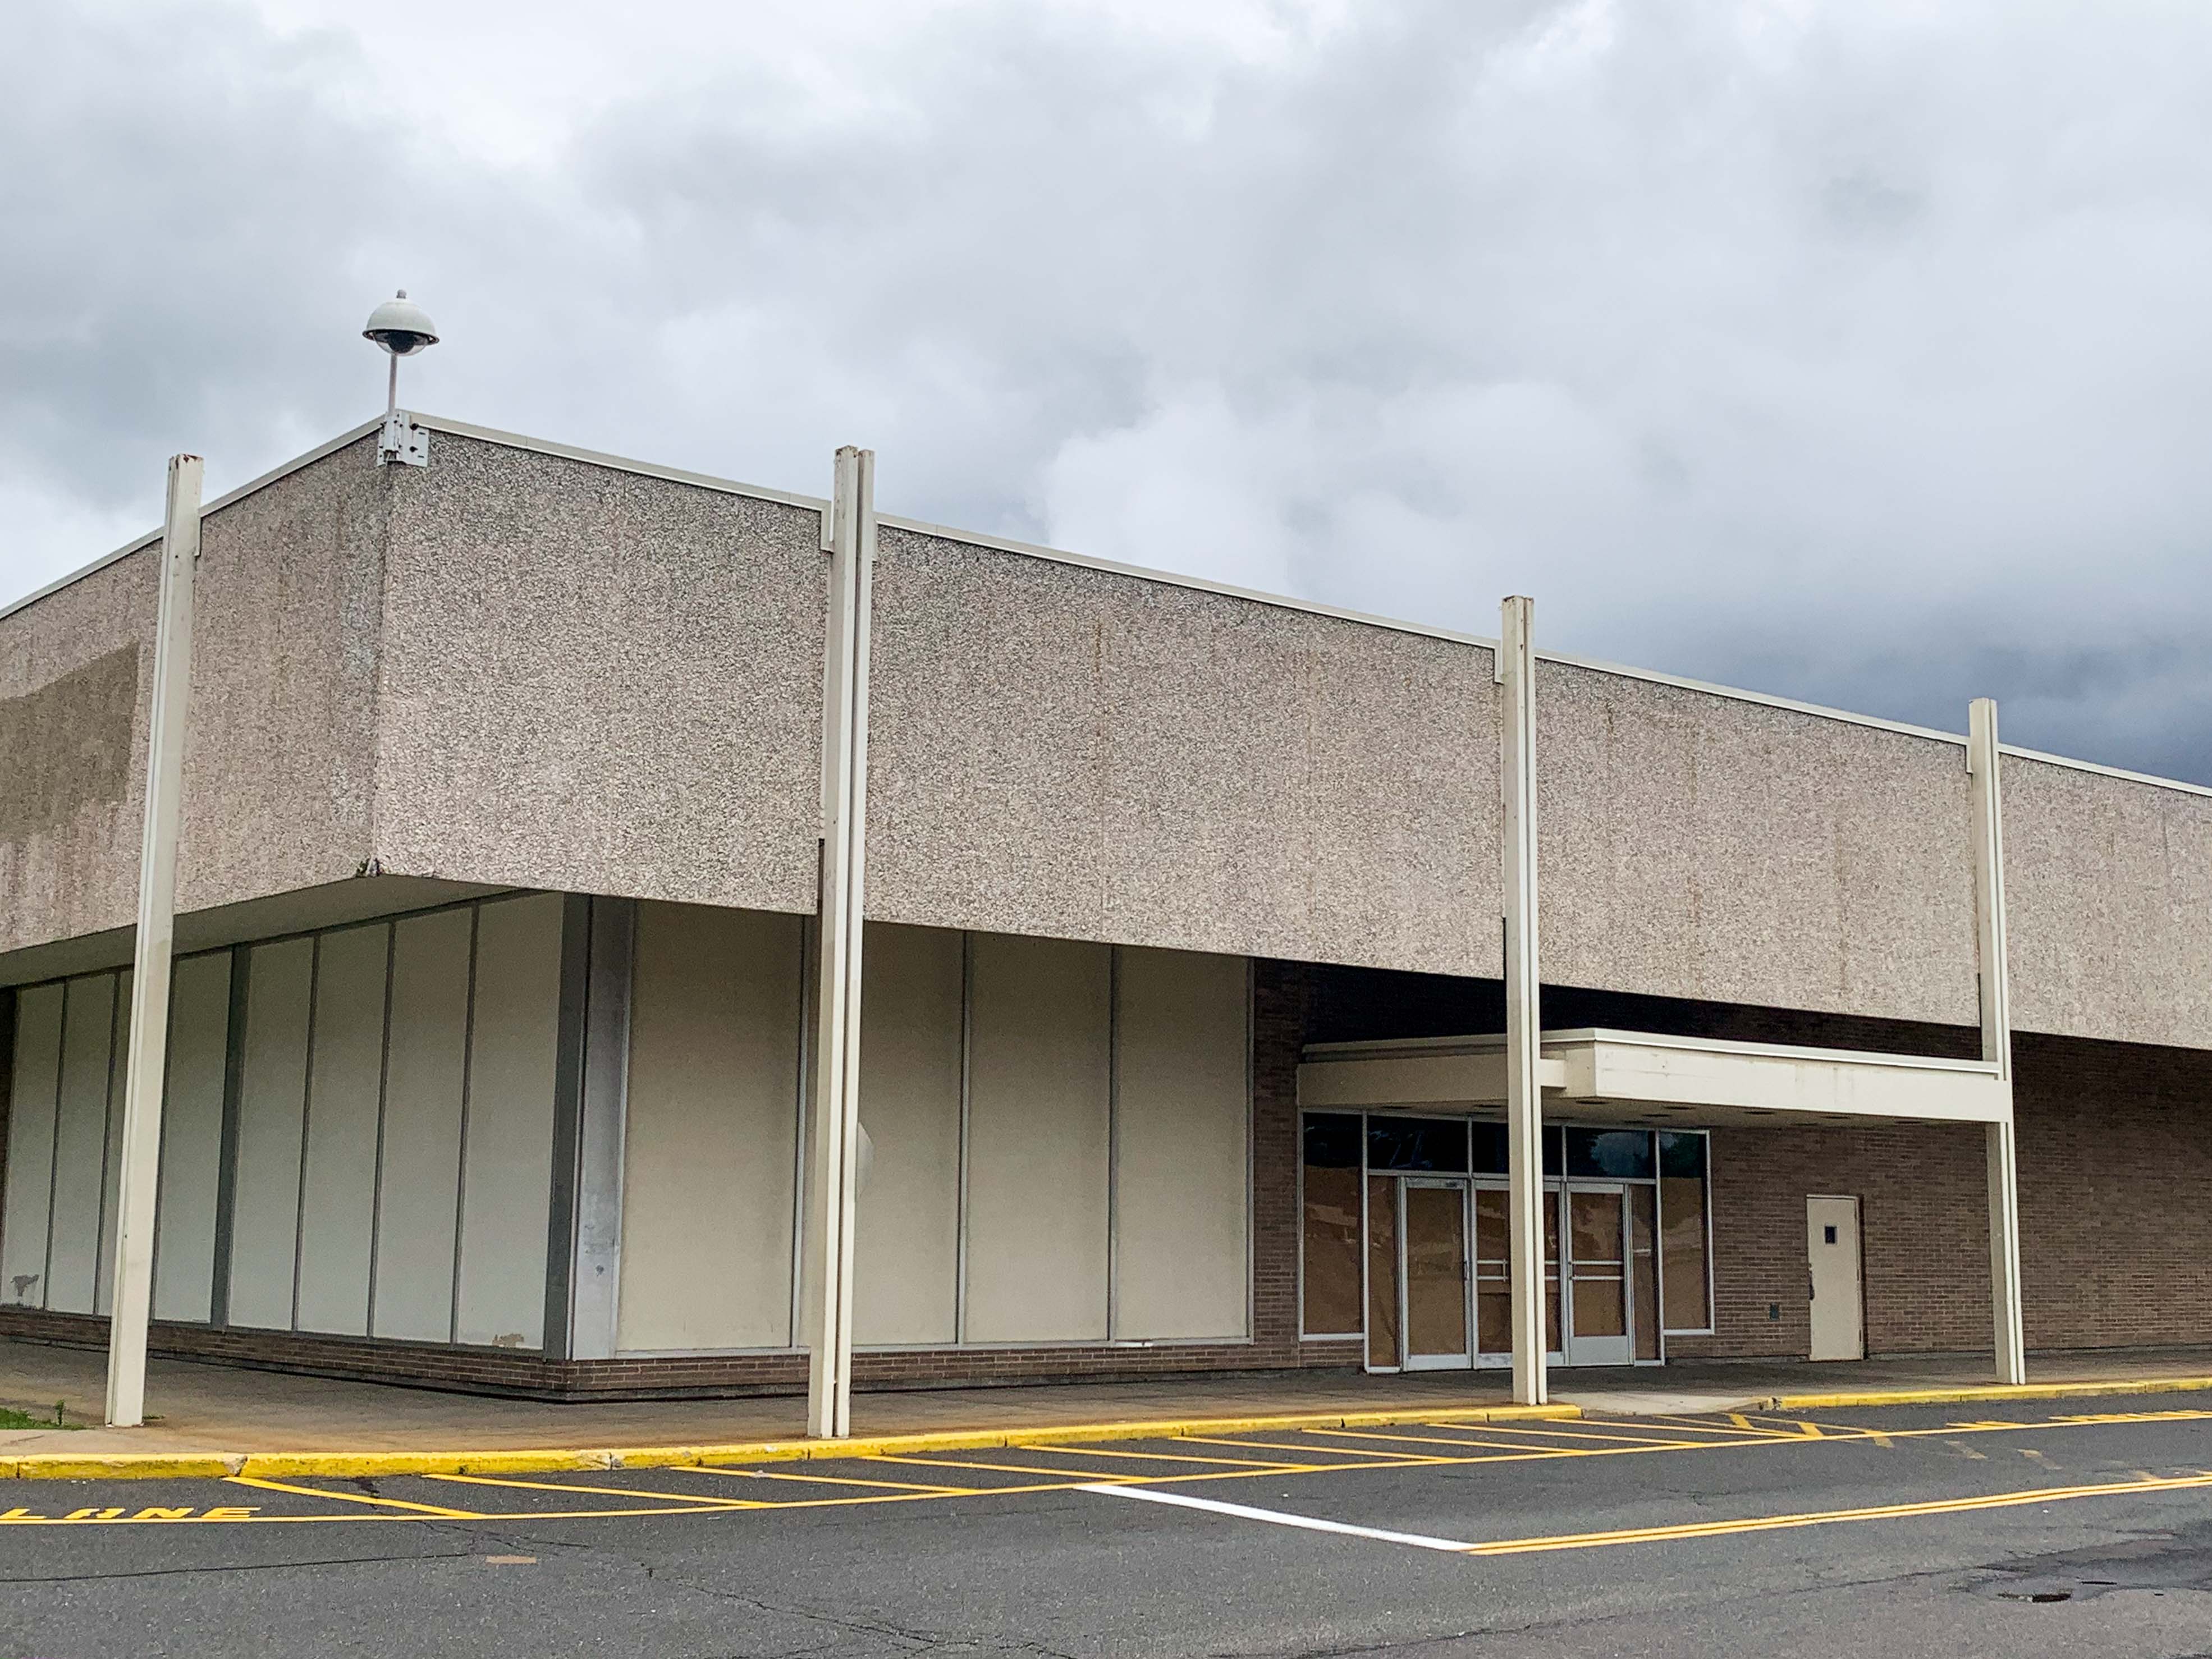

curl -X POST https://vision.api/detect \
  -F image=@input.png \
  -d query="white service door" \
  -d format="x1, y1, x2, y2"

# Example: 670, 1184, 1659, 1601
1807, 1196, 1864, 1361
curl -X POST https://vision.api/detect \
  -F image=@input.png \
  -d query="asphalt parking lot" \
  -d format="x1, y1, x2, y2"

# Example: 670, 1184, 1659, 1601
4, 1392, 2211, 1656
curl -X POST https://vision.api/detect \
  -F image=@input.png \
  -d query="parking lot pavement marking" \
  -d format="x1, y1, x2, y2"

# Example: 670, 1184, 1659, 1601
225, 1477, 483, 1518
1079, 1483, 1473, 1552
1462, 1469, 2212, 1556
1174, 1435, 1428, 1460
425, 1472, 766, 1508
692, 1466, 976, 1493
1421, 1420, 1778, 1449
1006, 1443, 1309, 1470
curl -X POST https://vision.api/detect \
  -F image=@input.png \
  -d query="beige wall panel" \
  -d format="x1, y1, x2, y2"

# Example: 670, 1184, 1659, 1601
372, 908, 473, 1342
1, 983, 65, 1307
174, 439, 387, 916
295, 924, 388, 1336
0, 557, 153, 956
2005, 758, 2212, 1047
617, 902, 802, 1353
1537, 661, 1981, 1026
45, 973, 118, 1315
853, 922, 963, 1347
152, 951, 231, 1324
227, 939, 313, 1330
963, 933, 1111, 1342
455, 894, 564, 1350
94, 967, 131, 1314
374, 438, 825, 915
867, 530, 1501, 975
1112, 948, 1250, 1341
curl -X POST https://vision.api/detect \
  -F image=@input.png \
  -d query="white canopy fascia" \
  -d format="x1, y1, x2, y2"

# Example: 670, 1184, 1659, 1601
1298, 1028, 2011, 1129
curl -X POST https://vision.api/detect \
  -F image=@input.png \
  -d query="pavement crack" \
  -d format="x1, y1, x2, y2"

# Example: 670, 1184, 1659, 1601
0, 1549, 477, 1585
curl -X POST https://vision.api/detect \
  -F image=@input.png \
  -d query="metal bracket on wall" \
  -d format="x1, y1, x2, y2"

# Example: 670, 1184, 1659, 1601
377, 411, 431, 468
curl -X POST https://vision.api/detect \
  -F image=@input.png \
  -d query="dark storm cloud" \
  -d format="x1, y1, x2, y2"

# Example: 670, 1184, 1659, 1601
6, 0, 2212, 781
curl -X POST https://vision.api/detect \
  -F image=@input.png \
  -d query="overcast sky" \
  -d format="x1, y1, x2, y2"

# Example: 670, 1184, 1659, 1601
8, 0, 2212, 778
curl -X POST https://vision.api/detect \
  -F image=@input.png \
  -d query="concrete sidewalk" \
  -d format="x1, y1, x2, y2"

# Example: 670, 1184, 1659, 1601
4, 1336, 2209, 1471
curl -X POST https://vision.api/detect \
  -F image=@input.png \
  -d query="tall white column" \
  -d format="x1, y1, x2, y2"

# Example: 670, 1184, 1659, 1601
1968, 697, 2027, 1386
804, 446, 876, 1439
105, 454, 203, 1428
1498, 595, 1546, 1408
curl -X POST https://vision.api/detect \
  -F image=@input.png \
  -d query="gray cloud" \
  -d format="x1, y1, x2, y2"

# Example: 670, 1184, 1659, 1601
7, 0, 2212, 780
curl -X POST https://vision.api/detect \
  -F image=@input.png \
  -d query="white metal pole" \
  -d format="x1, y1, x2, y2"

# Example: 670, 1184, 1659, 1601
1968, 697, 2027, 1386
804, 446, 874, 1438
1499, 596, 1547, 1408
105, 453, 203, 1428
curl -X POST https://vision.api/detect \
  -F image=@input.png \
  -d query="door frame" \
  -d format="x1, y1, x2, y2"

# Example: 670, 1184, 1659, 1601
1562, 1181, 1634, 1367
1398, 1176, 1473, 1371
1470, 1177, 1568, 1369
1806, 1193, 1866, 1361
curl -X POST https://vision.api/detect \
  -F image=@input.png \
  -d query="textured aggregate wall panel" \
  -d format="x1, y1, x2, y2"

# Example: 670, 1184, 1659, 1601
455, 893, 564, 1350
0, 556, 154, 954
853, 922, 964, 1348
151, 950, 231, 1324
2004, 758, 2212, 1048
963, 933, 1112, 1343
227, 940, 313, 1330
173, 438, 387, 915
1, 984, 64, 1307
1536, 660, 1980, 1027
1112, 948, 1251, 1341
373, 437, 826, 914
866, 530, 1501, 975
617, 902, 804, 1353
372, 908, 473, 1343
295, 924, 388, 1337
45, 973, 118, 1316
0, 439, 388, 959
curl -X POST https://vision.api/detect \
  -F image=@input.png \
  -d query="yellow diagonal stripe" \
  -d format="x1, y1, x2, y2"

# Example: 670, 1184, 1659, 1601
1463, 1470, 2212, 1555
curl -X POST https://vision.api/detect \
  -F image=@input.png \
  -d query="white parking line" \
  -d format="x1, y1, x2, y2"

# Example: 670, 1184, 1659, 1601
1080, 1483, 1469, 1552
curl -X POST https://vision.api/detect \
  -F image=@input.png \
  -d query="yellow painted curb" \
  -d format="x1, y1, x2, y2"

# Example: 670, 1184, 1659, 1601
1767, 1376, 2212, 1411
0, 1400, 1578, 1482
0, 1453, 245, 1481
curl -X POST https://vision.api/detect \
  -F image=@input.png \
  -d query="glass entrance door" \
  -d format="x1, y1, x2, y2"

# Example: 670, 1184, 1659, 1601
1400, 1179, 1471, 1369
1565, 1184, 1634, 1365
1471, 1181, 1565, 1367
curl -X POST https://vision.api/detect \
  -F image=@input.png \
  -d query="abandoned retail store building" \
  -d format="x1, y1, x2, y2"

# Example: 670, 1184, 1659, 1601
4, 413, 2209, 1419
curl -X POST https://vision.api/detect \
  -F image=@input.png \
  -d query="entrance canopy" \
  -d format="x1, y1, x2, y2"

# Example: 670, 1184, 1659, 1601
1298, 1029, 2012, 1129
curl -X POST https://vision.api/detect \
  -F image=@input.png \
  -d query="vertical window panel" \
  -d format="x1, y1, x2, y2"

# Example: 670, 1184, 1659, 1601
227, 941, 313, 1330
1111, 947, 1249, 1341
455, 894, 564, 1350
1, 983, 65, 1309
962, 933, 1110, 1344
1300, 1114, 1362, 1337
150, 951, 231, 1324
295, 925, 388, 1336
617, 901, 803, 1352
372, 909, 474, 1342
94, 969, 130, 1316
1659, 1130, 1711, 1332
852, 922, 964, 1348
47, 973, 118, 1315
1365, 1173, 1399, 1368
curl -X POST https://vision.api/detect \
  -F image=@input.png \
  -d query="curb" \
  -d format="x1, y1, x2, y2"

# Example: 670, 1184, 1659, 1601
1764, 1376, 2212, 1411
0, 1401, 1579, 1483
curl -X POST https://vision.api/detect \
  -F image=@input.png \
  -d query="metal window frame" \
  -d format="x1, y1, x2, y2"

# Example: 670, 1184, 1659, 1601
1656, 1126, 1716, 1339
1294, 1107, 1366, 1342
